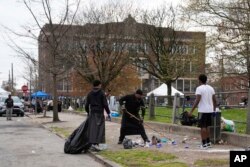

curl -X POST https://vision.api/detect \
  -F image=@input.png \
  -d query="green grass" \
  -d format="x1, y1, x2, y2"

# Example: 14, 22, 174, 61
194, 159, 229, 166
143, 107, 247, 134
144, 106, 196, 124
50, 126, 71, 138
76, 108, 85, 112
99, 150, 188, 167
220, 108, 247, 133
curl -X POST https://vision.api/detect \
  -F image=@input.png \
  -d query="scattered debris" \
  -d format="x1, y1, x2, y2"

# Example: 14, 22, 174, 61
156, 143, 162, 148
218, 139, 224, 144
172, 140, 177, 145
123, 138, 133, 149
151, 135, 161, 145
98, 144, 108, 150
182, 137, 189, 143
160, 137, 167, 143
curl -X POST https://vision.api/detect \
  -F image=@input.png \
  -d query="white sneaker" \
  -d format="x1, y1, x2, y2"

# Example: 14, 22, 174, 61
199, 144, 208, 150
90, 145, 101, 152
206, 142, 212, 148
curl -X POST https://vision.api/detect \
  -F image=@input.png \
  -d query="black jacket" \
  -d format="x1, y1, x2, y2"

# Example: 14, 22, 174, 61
85, 88, 110, 114
5, 98, 14, 108
119, 94, 147, 136
84, 88, 110, 144
119, 94, 145, 118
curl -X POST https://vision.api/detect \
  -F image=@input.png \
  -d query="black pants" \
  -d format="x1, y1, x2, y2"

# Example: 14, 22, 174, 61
198, 113, 212, 128
119, 124, 149, 142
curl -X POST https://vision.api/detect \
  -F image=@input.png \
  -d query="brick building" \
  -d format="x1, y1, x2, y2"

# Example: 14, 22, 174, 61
219, 75, 248, 106
38, 15, 206, 97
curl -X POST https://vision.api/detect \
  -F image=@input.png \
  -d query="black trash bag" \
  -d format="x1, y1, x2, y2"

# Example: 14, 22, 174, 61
64, 118, 91, 154
180, 111, 198, 126
123, 138, 133, 149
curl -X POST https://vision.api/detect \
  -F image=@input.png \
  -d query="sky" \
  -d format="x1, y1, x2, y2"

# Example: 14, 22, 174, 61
0, 0, 182, 90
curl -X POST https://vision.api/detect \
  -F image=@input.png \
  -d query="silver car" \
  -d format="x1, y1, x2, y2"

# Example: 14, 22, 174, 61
0, 96, 25, 117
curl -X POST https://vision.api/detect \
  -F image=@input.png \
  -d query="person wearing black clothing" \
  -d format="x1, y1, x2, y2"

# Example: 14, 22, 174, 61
85, 80, 111, 149
5, 94, 14, 121
118, 89, 149, 144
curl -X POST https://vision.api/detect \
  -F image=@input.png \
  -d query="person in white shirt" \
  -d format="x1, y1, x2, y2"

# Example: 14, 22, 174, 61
188, 74, 216, 149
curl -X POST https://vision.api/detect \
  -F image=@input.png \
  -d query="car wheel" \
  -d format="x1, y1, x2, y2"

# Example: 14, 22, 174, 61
17, 114, 20, 117
0, 114, 2, 117
21, 113, 24, 117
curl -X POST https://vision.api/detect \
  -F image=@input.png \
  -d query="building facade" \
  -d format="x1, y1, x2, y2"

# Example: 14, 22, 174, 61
38, 16, 206, 97
219, 75, 248, 106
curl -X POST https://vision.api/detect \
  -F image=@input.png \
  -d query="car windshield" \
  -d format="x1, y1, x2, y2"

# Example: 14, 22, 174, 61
0, 96, 22, 103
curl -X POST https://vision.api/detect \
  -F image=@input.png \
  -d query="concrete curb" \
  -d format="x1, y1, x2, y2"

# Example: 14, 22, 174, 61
25, 113, 121, 167
88, 152, 121, 167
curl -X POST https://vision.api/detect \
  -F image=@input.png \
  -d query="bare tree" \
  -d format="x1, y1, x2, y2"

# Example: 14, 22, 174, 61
21, 58, 38, 97
6, 0, 80, 121
133, 6, 205, 105
68, 2, 140, 91
183, 0, 250, 134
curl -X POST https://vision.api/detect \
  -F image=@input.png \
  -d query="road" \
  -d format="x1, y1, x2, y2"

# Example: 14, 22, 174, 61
0, 116, 104, 167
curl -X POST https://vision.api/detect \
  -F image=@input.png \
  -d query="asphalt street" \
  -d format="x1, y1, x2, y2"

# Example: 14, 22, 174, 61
0, 116, 104, 167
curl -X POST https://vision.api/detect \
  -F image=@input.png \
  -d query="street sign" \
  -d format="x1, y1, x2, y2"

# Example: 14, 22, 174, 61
21, 85, 28, 92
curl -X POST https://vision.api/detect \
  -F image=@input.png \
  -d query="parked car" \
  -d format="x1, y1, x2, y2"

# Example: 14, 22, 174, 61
0, 96, 25, 117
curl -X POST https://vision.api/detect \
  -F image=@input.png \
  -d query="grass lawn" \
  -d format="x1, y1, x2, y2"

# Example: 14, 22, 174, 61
99, 150, 188, 167
144, 107, 247, 134
194, 159, 229, 167
50, 126, 71, 138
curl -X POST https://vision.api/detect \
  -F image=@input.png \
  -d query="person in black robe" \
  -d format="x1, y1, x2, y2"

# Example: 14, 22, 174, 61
85, 80, 111, 149
118, 89, 150, 144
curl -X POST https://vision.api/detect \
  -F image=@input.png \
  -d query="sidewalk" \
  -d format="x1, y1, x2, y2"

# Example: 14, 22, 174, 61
27, 111, 243, 167
0, 115, 104, 167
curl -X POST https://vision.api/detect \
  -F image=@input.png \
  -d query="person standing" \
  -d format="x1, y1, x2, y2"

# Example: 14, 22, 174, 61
85, 80, 111, 150
5, 94, 14, 121
188, 74, 216, 149
118, 89, 150, 144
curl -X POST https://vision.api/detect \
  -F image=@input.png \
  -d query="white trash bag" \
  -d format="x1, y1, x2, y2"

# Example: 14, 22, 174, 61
221, 117, 235, 132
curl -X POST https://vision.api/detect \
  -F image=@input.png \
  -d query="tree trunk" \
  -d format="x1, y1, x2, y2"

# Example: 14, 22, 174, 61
149, 93, 155, 120
43, 109, 47, 117
166, 82, 173, 106
52, 74, 60, 122
246, 88, 250, 134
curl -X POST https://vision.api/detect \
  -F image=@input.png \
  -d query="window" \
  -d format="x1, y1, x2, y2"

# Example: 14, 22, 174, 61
241, 80, 245, 89
57, 81, 64, 91
177, 79, 183, 92
191, 80, 198, 92
184, 80, 190, 92
188, 46, 196, 54
171, 45, 188, 54
184, 61, 191, 73
190, 61, 198, 72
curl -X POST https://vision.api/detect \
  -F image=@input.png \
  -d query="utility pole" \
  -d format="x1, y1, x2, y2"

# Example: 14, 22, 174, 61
29, 66, 32, 101
11, 63, 14, 92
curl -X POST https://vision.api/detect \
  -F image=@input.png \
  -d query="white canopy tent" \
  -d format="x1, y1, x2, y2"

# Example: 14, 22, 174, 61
147, 83, 184, 96
0, 88, 11, 96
